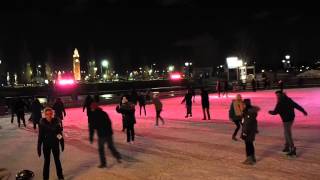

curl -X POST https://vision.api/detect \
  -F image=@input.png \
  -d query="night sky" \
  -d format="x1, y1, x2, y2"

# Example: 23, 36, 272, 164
0, 1, 320, 73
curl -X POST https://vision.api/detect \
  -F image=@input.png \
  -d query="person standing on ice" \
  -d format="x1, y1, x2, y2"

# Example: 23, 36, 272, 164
153, 94, 164, 126
116, 96, 136, 144
181, 89, 193, 118
138, 91, 147, 116
269, 90, 307, 157
223, 80, 229, 97
14, 97, 29, 128
37, 108, 64, 180
241, 99, 260, 165
83, 95, 93, 118
52, 98, 66, 127
229, 94, 245, 141
201, 88, 210, 120
31, 98, 43, 130
216, 80, 221, 98
89, 102, 122, 168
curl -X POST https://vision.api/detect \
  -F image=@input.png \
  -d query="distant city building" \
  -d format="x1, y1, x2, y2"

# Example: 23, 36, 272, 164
25, 62, 33, 83
88, 60, 97, 80
73, 48, 81, 81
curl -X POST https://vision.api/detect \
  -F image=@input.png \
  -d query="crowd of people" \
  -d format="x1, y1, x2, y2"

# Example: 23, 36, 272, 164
5, 85, 308, 179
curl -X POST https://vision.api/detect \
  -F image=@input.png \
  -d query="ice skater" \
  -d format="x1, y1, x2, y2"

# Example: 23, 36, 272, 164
14, 98, 29, 128
52, 98, 66, 127
138, 91, 147, 116
181, 89, 193, 118
201, 88, 210, 120
89, 102, 122, 168
37, 108, 64, 180
216, 80, 221, 98
30, 98, 43, 130
229, 94, 245, 141
116, 96, 136, 144
153, 94, 164, 126
223, 80, 229, 97
269, 90, 308, 157
241, 99, 260, 165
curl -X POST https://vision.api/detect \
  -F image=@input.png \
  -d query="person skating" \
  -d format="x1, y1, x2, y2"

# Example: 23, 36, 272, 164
14, 98, 29, 128
10, 98, 16, 124
131, 89, 138, 106
251, 78, 256, 92
216, 80, 221, 98
241, 99, 260, 165
89, 102, 122, 168
201, 88, 210, 120
138, 92, 147, 116
268, 91, 308, 157
116, 96, 136, 144
37, 108, 64, 180
191, 87, 196, 102
229, 94, 245, 141
181, 89, 193, 118
83, 95, 94, 138
52, 98, 66, 127
153, 94, 164, 126
31, 98, 43, 130
223, 80, 229, 97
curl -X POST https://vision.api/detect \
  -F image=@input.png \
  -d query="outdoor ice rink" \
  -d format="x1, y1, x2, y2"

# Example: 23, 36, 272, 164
1, 87, 320, 180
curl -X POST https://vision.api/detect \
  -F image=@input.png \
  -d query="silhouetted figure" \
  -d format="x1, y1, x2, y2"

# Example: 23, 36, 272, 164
14, 98, 28, 127
269, 91, 307, 157
138, 92, 147, 116
83, 95, 93, 118
52, 98, 66, 127
251, 78, 256, 92
31, 98, 43, 129
131, 89, 138, 105
89, 102, 122, 168
181, 89, 193, 118
216, 80, 221, 98
278, 80, 284, 92
223, 80, 229, 97
153, 94, 164, 126
201, 88, 210, 120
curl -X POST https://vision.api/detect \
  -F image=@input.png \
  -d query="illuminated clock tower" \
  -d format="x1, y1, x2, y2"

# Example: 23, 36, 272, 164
73, 48, 81, 81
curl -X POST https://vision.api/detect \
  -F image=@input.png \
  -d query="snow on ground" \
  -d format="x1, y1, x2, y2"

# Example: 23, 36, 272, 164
1, 88, 320, 180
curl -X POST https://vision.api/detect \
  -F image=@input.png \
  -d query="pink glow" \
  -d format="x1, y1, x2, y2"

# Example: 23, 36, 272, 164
170, 73, 182, 80
58, 79, 75, 86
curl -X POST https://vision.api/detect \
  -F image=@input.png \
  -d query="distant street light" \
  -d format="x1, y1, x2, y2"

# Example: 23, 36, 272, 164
285, 55, 291, 60
168, 65, 174, 72
101, 60, 109, 77
185, 62, 189, 66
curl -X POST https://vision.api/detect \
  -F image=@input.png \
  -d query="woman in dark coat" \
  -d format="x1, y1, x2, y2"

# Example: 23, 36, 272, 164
241, 99, 260, 165
116, 96, 136, 143
37, 108, 64, 180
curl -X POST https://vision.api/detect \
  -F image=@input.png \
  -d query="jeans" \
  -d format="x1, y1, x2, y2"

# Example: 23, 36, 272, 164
283, 121, 294, 148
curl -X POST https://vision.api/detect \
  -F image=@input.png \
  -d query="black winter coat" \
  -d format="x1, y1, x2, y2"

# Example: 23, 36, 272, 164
241, 106, 259, 142
38, 118, 64, 150
31, 101, 43, 122
269, 96, 307, 122
53, 102, 66, 120
116, 102, 136, 127
89, 108, 113, 139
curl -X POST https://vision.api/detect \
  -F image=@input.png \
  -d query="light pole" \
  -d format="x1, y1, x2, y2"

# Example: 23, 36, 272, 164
101, 60, 109, 80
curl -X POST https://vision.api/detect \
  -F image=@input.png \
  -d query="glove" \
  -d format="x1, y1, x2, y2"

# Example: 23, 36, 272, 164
37, 146, 41, 157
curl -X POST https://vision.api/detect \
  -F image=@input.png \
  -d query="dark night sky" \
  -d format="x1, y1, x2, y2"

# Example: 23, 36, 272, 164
1, 1, 320, 74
